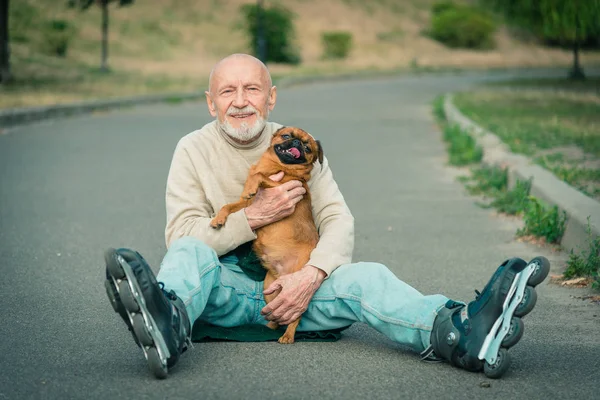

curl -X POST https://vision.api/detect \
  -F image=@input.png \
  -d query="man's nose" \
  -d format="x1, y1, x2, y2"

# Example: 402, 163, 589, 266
232, 88, 247, 107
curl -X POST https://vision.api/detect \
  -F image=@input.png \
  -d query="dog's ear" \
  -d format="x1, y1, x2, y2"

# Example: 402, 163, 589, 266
316, 140, 324, 165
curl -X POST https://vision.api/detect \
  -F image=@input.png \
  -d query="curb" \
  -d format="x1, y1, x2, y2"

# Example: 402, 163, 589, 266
443, 93, 600, 255
0, 92, 207, 129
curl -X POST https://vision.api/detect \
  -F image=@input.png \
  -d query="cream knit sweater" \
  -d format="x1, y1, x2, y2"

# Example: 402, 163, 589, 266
165, 120, 354, 276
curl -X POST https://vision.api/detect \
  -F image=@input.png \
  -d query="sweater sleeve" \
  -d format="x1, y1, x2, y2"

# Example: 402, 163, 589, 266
307, 156, 355, 277
164, 138, 257, 254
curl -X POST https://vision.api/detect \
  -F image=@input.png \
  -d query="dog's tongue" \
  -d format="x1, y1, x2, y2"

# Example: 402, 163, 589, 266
289, 147, 301, 158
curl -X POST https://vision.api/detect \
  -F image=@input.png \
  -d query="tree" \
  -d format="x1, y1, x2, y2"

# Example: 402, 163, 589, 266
0, 0, 10, 83
480, 0, 600, 79
68, 0, 134, 72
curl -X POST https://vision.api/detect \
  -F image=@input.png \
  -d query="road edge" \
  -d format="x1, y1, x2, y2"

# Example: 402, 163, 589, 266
443, 93, 600, 256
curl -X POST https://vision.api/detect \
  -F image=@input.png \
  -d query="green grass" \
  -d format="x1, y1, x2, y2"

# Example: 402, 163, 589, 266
489, 179, 531, 215
564, 217, 600, 289
462, 165, 508, 197
453, 89, 600, 200
535, 156, 600, 199
453, 90, 600, 156
517, 197, 567, 244
487, 77, 600, 94
432, 94, 446, 121
443, 124, 484, 166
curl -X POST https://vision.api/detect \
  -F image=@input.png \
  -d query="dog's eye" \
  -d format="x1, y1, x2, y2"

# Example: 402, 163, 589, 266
281, 134, 291, 140
304, 144, 312, 153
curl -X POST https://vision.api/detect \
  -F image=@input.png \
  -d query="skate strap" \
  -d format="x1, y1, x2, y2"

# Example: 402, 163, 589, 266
420, 345, 443, 363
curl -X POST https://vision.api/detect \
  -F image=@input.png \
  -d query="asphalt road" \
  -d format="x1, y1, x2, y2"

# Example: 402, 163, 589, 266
1, 71, 599, 400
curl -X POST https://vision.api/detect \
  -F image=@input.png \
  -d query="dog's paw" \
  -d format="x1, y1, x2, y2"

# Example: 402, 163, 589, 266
209, 216, 226, 229
278, 334, 295, 344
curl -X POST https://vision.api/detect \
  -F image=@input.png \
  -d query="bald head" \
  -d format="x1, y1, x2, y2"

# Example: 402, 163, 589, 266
208, 54, 272, 94
205, 53, 277, 144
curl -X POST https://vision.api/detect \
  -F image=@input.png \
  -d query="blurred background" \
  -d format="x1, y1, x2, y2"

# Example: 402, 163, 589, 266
1, 0, 599, 109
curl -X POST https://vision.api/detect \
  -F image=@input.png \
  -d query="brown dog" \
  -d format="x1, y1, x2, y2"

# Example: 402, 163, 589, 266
209, 126, 323, 344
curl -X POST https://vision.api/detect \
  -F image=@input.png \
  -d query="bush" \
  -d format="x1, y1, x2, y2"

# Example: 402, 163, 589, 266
40, 19, 74, 57
490, 178, 531, 215
321, 31, 353, 59
443, 124, 484, 166
240, 3, 301, 64
517, 197, 567, 243
429, 6, 496, 49
431, 1, 458, 16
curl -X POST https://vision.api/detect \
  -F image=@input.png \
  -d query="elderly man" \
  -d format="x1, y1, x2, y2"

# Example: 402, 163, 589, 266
104, 54, 549, 379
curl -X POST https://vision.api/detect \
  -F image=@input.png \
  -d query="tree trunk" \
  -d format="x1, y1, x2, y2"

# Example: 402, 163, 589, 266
256, 0, 267, 62
569, 27, 585, 80
0, 0, 11, 83
100, 0, 109, 72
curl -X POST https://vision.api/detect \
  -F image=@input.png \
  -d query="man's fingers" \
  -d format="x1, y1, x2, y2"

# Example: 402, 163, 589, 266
263, 281, 282, 296
279, 179, 303, 191
286, 186, 306, 200
269, 171, 284, 182
261, 295, 285, 316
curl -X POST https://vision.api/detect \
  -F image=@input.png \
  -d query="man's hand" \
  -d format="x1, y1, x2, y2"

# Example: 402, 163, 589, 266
261, 265, 327, 326
244, 171, 306, 230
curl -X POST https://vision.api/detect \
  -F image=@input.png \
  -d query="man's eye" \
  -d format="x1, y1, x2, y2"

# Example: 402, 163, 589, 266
281, 134, 291, 140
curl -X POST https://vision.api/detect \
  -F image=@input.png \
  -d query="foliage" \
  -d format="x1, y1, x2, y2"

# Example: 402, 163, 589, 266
429, 2, 497, 49
240, 3, 301, 65
432, 94, 446, 121
479, 0, 600, 78
464, 165, 508, 197
68, 0, 134, 9
564, 218, 600, 288
321, 32, 353, 59
39, 19, 74, 57
489, 178, 531, 215
443, 124, 484, 166
480, 0, 600, 43
517, 196, 567, 243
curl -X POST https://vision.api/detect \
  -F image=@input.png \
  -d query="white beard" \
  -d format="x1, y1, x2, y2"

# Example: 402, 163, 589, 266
217, 106, 268, 143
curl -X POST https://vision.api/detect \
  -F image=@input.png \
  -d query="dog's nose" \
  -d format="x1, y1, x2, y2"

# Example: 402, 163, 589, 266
292, 139, 301, 147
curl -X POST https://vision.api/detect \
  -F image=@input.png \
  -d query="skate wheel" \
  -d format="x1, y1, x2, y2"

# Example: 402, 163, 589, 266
484, 348, 511, 379
515, 286, 537, 317
106, 249, 126, 279
502, 317, 524, 348
104, 280, 120, 313
146, 347, 168, 379
118, 280, 140, 313
132, 313, 154, 346
528, 256, 550, 287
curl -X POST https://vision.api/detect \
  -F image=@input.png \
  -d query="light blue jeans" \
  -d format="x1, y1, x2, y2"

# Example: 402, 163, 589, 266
157, 237, 449, 352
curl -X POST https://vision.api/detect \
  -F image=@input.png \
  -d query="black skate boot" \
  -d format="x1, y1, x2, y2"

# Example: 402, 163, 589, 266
104, 248, 192, 379
422, 256, 550, 379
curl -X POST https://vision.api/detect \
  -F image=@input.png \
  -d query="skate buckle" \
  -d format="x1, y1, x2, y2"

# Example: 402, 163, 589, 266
478, 263, 536, 364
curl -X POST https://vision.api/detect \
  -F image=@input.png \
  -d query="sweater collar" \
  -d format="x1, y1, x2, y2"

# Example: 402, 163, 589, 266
215, 120, 273, 150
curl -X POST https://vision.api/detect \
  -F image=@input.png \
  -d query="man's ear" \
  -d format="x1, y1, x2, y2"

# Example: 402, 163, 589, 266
268, 86, 277, 111
205, 91, 217, 117
316, 140, 324, 165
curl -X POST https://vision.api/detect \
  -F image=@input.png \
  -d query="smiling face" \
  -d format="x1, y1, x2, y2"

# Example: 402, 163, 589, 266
205, 54, 277, 144
271, 127, 323, 166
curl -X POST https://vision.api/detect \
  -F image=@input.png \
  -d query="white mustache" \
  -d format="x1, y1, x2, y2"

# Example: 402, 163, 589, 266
227, 106, 257, 116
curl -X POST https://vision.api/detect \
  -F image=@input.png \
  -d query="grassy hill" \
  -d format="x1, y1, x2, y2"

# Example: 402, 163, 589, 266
3, 0, 600, 108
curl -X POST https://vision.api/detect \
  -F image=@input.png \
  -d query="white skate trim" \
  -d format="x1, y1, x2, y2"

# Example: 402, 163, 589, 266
477, 262, 536, 365
110, 255, 171, 369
